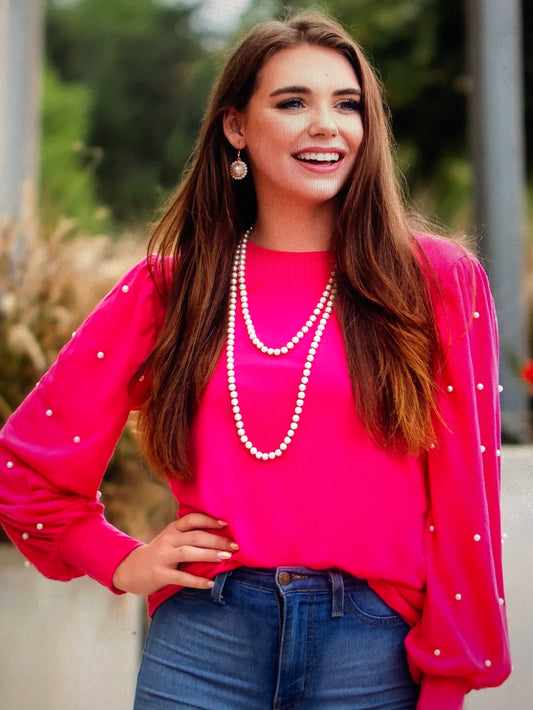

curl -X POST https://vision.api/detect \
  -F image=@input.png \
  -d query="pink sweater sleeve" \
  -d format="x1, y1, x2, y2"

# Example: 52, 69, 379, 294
406, 245, 511, 708
0, 259, 161, 591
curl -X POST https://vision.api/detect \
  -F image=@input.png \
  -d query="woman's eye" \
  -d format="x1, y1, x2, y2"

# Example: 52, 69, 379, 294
336, 98, 362, 112
276, 98, 305, 110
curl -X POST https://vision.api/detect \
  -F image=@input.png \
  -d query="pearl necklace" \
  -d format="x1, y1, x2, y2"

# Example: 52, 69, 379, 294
227, 230, 336, 461
238, 229, 336, 356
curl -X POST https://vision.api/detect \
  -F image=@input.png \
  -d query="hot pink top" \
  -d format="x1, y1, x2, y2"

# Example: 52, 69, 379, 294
0, 235, 511, 709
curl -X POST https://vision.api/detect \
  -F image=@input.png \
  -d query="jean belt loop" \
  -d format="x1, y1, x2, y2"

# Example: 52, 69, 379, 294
328, 570, 344, 617
210, 570, 230, 605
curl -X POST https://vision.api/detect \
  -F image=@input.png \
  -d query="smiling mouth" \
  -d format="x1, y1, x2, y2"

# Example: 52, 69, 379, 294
294, 151, 342, 165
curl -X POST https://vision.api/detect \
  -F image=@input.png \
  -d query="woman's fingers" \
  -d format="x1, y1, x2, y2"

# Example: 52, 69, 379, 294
174, 513, 227, 532
112, 513, 239, 595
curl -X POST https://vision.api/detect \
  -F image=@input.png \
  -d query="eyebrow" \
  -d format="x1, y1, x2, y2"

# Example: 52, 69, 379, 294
269, 85, 362, 98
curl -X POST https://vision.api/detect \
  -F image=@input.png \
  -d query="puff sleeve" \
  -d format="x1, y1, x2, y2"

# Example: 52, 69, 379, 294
406, 241, 511, 708
0, 259, 163, 592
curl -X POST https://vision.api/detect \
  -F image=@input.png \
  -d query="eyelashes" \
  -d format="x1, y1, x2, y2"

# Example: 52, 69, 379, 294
275, 97, 362, 112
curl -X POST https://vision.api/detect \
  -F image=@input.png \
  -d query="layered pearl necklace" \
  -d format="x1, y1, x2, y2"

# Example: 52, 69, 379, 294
227, 228, 336, 461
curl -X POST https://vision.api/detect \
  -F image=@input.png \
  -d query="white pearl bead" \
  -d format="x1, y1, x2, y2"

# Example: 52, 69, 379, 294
455, 593, 462, 601
429, 525, 435, 533
476, 383, 484, 390
22, 533, 29, 540
480, 445, 486, 453
245, 441, 252, 449
473, 534, 481, 542
97, 351, 105, 359
7, 461, 14, 469
498, 384, 504, 392
447, 385, 454, 392
46, 409, 53, 417
473, 311, 480, 319
484, 660, 492, 668
121, 285, 130, 293
434, 649, 441, 657
73, 436, 81, 444
498, 597, 505, 606
36, 523, 43, 530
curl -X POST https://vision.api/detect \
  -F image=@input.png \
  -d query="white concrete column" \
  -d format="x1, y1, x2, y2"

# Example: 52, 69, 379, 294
0, 0, 44, 231
467, 0, 528, 439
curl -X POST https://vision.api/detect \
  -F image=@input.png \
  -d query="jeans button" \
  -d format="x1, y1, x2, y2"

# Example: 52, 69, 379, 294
278, 571, 291, 586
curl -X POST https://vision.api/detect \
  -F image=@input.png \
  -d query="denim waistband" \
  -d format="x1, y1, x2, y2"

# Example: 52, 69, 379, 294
211, 566, 367, 618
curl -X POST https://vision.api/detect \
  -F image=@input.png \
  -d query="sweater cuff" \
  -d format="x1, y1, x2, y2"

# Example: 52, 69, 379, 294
416, 674, 470, 710
58, 515, 143, 593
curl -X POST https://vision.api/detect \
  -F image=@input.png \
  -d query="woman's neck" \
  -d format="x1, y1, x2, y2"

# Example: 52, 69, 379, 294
250, 201, 335, 252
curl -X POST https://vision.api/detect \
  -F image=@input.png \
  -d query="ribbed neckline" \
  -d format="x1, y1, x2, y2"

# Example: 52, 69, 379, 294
246, 239, 333, 263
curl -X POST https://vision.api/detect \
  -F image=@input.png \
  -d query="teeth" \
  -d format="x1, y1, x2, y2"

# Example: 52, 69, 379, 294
296, 152, 341, 162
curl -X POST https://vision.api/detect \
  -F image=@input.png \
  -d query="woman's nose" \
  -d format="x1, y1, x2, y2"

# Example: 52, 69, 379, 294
308, 107, 339, 137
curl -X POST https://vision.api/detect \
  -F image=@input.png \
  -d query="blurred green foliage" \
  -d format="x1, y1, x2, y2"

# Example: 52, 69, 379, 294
41, 63, 113, 234
45, 0, 214, 227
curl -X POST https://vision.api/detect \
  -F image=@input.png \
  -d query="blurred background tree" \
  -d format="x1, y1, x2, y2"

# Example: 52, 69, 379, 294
42, 0, 532, 234
44, 0, 216, 228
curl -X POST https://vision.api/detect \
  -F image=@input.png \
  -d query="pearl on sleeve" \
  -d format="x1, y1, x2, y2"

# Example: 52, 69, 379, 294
473, 533, 481, 542
97, 351, 105, 359
6, 461, 14, 469
121, 285, 130, 293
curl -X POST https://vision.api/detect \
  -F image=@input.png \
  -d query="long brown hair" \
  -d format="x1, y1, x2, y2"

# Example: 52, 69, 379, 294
136, 10, 442, 480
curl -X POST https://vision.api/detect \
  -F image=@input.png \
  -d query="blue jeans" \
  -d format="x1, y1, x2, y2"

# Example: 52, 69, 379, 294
134, 567, 420, 710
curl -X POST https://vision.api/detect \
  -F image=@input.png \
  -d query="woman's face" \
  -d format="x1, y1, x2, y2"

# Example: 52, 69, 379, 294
224, 44, 364, 210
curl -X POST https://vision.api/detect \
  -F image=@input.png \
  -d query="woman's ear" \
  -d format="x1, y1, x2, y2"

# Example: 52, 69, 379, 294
223, 108, 246, 150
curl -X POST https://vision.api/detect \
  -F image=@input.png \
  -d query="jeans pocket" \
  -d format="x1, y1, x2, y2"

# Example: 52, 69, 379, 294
345, 584, 406, 626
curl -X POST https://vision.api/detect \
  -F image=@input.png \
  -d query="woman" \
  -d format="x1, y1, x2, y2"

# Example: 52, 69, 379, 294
0, 11, 510, 710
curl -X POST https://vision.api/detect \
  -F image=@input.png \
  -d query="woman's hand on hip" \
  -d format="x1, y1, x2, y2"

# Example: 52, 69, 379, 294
112, 513, 239, 595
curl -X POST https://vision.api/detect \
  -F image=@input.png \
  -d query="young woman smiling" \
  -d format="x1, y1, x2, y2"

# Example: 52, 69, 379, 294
0, 11, 510, 710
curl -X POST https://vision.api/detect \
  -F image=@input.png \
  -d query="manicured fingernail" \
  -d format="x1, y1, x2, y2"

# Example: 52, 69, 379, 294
217, 520, 228, 526
230, 543, 240, 550
207, 580, 215, 588
217, 551, 232, 559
